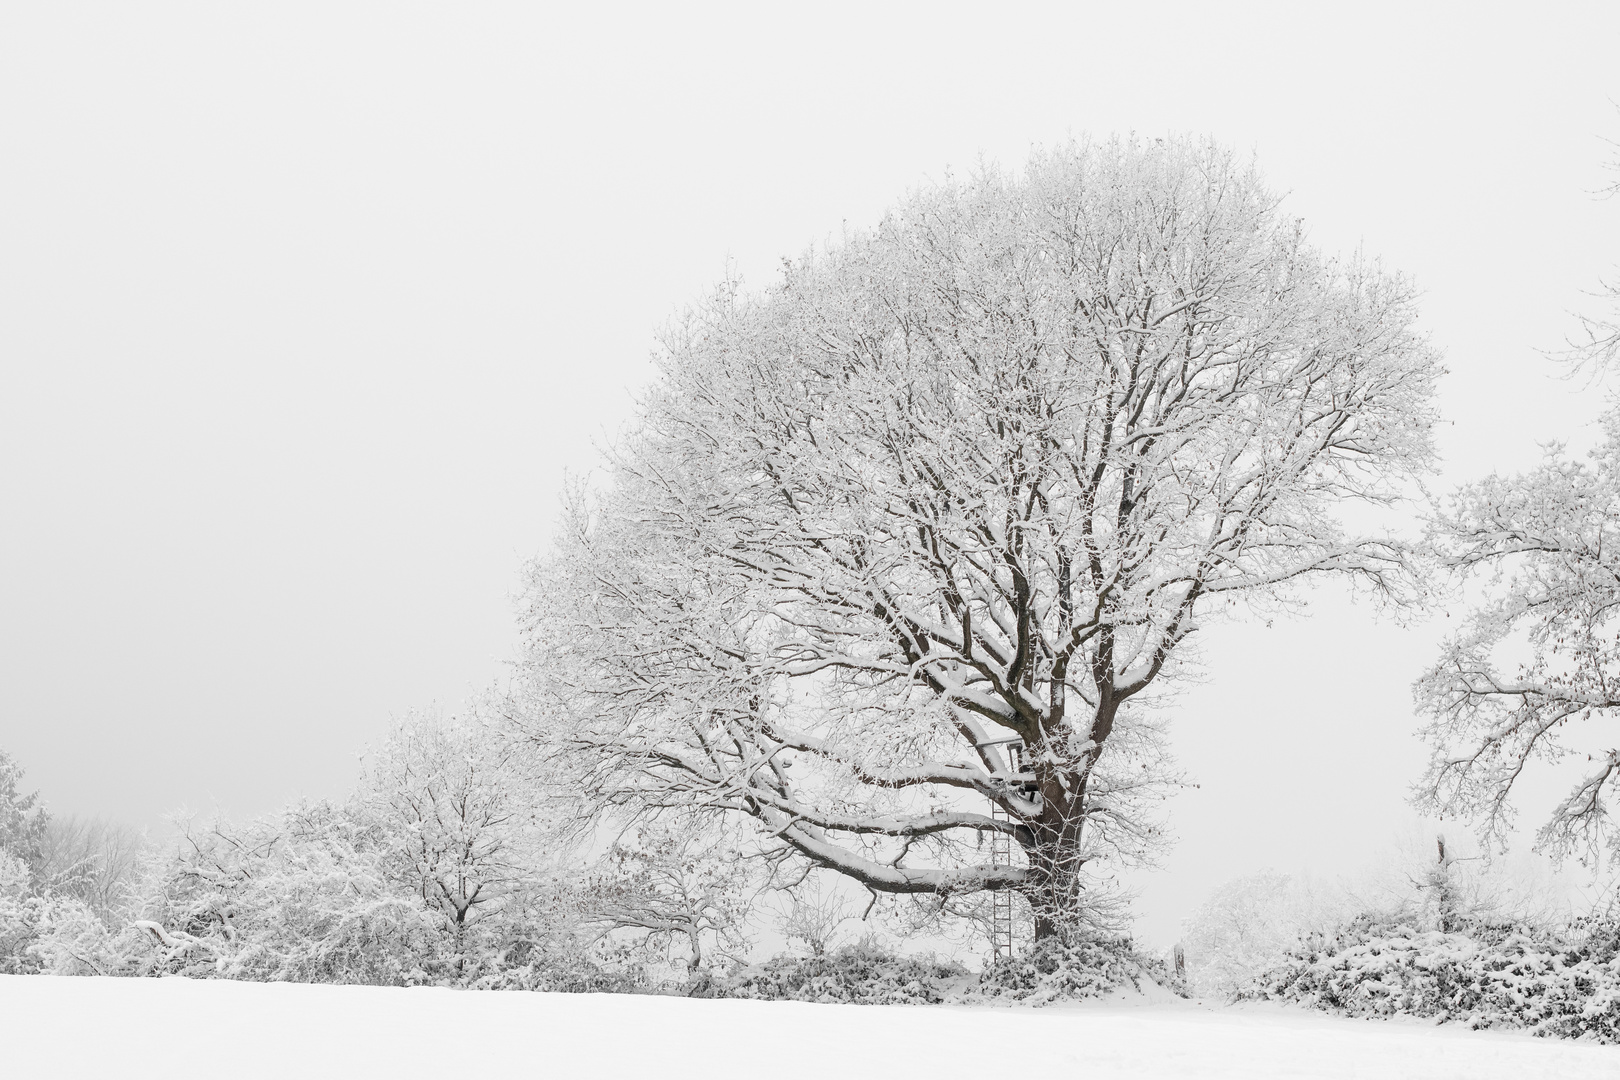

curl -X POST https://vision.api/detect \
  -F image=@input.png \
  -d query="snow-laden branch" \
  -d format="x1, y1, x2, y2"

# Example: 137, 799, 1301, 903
1417, 412, 1620, 858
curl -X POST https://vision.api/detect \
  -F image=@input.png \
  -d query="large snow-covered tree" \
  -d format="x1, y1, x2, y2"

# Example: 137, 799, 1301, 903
517, 137, 1440, 939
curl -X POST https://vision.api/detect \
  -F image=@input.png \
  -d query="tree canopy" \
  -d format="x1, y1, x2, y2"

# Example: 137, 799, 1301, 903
516, 136, 1441, 938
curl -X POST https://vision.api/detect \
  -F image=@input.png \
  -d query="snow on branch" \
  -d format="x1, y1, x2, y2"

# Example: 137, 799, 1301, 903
1418, 412, 1620, 859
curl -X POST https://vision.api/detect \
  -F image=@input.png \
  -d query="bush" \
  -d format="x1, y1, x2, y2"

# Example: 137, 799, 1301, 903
470, 937, 654, 995
976, 936, 1177, 1003
1246, 913, 1620, 1042
712, 942, 971, 1004
0, 850, 138, 976
706, 935, 1176, 1006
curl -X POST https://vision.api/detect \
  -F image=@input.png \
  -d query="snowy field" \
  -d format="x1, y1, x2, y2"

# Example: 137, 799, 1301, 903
2, 975, 1613, 1079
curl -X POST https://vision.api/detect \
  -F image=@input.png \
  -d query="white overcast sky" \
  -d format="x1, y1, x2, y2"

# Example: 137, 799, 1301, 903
3, 3, 1618, 944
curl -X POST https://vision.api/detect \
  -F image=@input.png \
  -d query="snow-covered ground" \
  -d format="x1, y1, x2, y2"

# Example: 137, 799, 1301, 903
2, 975, 1612, 1079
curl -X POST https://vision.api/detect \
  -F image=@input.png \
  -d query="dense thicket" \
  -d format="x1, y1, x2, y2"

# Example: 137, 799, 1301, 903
1248, 914, 1620, 1041
1, 723, 663, 988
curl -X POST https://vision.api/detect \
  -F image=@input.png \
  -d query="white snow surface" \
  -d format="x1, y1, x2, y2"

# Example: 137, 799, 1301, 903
3, 975, 1614, 1079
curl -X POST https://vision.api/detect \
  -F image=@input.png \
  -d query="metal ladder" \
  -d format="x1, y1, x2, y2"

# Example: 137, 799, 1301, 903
982, 735, 1024, 961
990, 801, 1015, 960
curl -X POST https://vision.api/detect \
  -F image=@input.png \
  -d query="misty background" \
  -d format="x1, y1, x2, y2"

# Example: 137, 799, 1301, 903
3, 2, 1618, 946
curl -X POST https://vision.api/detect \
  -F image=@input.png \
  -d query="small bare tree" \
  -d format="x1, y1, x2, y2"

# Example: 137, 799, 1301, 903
37, 816, 145, 921
777, 877, 859, 958
582, 823, 753, 975
359, 712, 534, 962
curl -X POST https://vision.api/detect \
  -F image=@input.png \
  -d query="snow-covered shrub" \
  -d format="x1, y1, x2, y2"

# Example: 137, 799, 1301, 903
974, 935, 1176, 1003
134, 804, 583, 986
133, 804, 447, 983
471, 938, 654, 995
25, 893, 130, 976
1, 730, 690, 991
0, 851, 42, 974
713, 941, 970, 1004
706, 934, 1175, 1006
121, 711, 608, 988
0, 849, 137, 976
1247, 912, 1620, 1042
1182, 833, 1589, 1000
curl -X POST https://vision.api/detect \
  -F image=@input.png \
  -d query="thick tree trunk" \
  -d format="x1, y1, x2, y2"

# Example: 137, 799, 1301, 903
1009, 693, 1112, 945
685, 926, 704, 974
1024, 763, 1090, 944
1026, 848, 1085, 943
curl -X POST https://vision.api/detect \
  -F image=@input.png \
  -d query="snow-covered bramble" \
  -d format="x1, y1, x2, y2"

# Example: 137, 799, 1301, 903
1239, 840, 1620, 1040
0, 847, 136, 977
514, 135, 1441, 942
712, 942, 970, 1005
974, 935, 1174, 1003
1248, 913, 1620, 1042
706, 934, 1169, 1006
